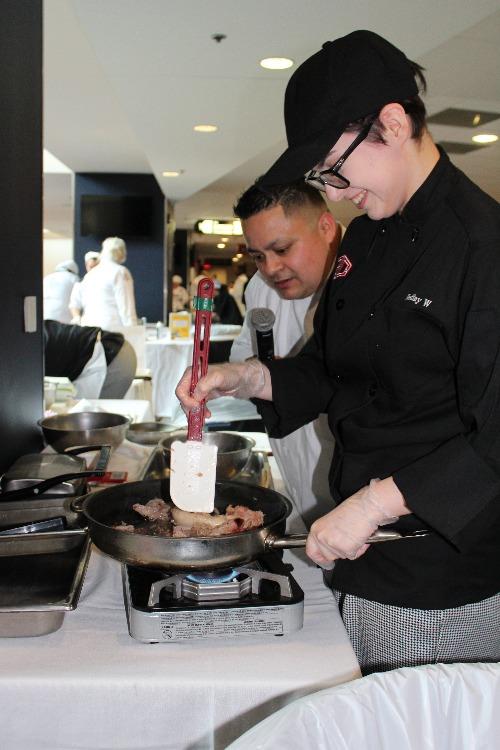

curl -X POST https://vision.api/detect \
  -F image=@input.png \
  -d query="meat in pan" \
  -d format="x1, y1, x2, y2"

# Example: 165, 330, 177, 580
114, 498, 264, 538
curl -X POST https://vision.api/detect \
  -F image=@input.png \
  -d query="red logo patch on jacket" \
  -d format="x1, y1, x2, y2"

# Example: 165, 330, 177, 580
333, 254, 352, 279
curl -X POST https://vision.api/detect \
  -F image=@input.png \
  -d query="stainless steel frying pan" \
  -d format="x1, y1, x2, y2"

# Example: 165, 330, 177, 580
72, 479, 429, 571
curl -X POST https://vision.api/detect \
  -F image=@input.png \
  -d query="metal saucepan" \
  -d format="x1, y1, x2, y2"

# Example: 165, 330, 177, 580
72, 479, 429, 571
39, 412, 130, 452
160, 431, 256, 480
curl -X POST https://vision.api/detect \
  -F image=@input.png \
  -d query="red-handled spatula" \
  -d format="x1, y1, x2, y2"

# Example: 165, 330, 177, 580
170, 278, 218, 513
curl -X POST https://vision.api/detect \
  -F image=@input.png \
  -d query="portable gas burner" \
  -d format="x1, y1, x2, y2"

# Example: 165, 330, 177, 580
122, 552, 304, 643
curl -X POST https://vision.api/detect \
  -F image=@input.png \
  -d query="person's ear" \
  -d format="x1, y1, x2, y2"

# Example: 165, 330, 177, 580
318, 210, 337, 242
378, 103, 410, 144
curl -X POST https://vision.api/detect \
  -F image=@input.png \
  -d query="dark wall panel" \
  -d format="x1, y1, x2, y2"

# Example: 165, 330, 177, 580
74, 173, 165, 322
0, 1, 44, 470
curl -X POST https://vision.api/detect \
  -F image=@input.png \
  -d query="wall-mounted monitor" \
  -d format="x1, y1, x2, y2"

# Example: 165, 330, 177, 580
80, 195, 154, 237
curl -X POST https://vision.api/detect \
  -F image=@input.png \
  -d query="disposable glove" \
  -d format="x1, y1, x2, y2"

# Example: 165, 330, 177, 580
175, 358, 269, 415
306, 479, 401, 565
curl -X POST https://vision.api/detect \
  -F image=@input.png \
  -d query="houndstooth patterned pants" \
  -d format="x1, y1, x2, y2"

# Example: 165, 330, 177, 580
332, 589, 500, 675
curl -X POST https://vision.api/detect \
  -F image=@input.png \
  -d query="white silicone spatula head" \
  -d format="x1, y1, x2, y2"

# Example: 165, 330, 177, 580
170, 437, 218, 512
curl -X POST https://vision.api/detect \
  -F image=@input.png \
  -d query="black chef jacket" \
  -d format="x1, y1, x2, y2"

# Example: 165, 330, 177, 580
257, 149, 500, 609
44, 321, 124, 381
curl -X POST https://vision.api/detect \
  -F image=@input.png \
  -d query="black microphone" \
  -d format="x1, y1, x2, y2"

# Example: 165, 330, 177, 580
249, 308, 275, 362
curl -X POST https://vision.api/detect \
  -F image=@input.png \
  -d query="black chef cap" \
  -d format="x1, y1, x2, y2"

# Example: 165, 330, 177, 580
259, 30, 418, 186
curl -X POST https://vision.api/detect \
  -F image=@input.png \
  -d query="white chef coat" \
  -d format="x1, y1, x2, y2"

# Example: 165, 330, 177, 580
79, 259, 137, 331
72, 339, 107, 399
230, 272, 336, 527
43, 269, 79, 324
230, 273, 248, 316
172, 284, 189, 312
69, 281, 83, 321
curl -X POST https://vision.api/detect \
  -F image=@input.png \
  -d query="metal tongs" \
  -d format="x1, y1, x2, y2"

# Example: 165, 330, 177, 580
170, 278, 218, 513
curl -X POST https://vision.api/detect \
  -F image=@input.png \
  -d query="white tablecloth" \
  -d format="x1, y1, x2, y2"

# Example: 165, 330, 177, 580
145, 324, 255, 421
0, 439, 360, 750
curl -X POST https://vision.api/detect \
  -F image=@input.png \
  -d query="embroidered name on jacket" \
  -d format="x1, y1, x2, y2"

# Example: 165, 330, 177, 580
333, 255, 353, 279
405, 293, 432, 308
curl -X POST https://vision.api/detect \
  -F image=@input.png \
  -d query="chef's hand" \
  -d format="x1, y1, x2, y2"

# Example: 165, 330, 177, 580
175, 358, 272, 415
306, 478, 409, 565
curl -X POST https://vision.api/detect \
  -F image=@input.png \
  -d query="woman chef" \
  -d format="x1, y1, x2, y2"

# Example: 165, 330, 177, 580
79, 237, 137, 330
176, 30, 500, 674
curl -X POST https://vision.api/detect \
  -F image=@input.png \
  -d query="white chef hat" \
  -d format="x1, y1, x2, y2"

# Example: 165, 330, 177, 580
85, 251, 100, 262
172, 274, 183, 284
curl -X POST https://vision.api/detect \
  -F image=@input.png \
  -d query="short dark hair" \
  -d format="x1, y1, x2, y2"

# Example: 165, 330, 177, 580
345, 62, 428, 144
234, 178, 328, 220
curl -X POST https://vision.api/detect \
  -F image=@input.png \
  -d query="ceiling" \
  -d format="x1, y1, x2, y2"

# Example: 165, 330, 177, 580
43, 0, 500, 250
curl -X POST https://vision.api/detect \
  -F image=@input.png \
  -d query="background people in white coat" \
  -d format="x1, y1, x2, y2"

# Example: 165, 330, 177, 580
43, 259, 80, 324
171, 274, 189, 312
230, 180, 342, 527
229, 266, 248, 317
69, 250, 100, 322
79, 237, 137, 330
84, 250, 100, 270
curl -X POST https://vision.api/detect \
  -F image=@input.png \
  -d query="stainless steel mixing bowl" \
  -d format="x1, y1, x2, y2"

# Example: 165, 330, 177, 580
39, 411, 130, 452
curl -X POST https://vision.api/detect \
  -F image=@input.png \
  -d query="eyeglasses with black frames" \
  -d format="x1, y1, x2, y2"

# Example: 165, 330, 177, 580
305, 118, 376, 191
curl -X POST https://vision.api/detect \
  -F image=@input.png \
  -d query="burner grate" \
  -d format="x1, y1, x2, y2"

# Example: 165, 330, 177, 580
148, 569, 252, 604
147, 565, 293, 606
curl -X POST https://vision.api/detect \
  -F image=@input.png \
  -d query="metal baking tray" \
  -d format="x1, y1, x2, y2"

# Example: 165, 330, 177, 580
0, 495, 83, 530
0, 528, 91, 637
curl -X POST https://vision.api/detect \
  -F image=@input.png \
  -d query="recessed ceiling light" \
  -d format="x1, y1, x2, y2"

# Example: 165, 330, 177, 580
196, 219, 242, 236
260, 57, 294, 70
472, 133, 498, 144
193, 124, 218, 133
221, 237, 229, 242
217, 243, 226, 249
162, 170, 183, 177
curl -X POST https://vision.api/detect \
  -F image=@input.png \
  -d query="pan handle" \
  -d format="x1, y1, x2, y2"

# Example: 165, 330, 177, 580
367, 528, 430, 542
265, 533, 308, 550
63, 444, 112, 472
265, 528, 430, 551
0, 471, 105, 501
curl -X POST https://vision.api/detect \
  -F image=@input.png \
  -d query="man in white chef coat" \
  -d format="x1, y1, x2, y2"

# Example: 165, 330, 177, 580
230, 179, 343, 526
69, 250, 101, 322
